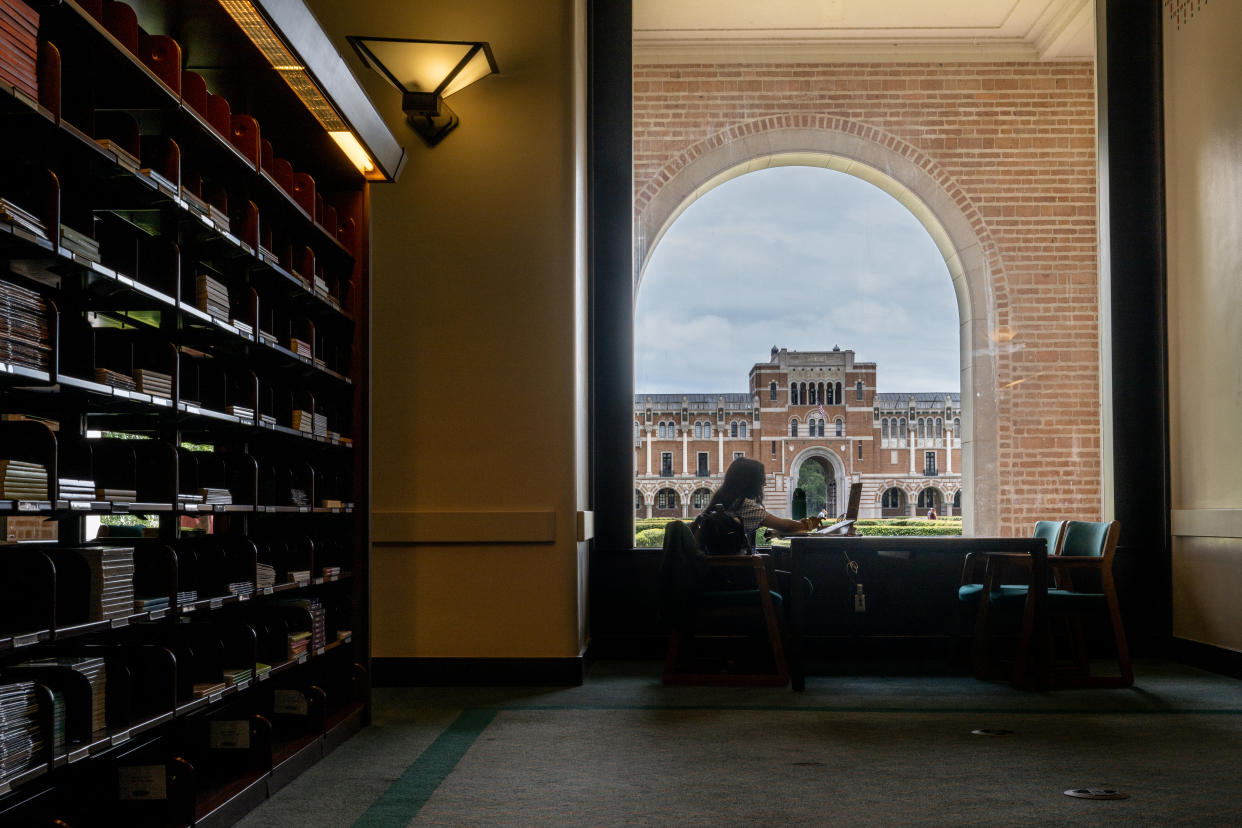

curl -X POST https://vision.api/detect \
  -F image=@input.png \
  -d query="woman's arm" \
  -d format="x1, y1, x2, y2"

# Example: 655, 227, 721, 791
760, 512, 821, 535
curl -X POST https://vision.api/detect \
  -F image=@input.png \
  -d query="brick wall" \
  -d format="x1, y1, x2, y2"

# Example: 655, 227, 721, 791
633, 62, 1100, 534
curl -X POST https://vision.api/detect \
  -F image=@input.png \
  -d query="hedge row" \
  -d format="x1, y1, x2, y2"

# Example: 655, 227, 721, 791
633, 517, 961, 546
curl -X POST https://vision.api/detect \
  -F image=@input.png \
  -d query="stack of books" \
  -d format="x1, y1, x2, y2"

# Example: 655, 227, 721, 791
176, 588, 197, 606
0, 460, 47, 500
221, 666, 252, 687
0, 278, 51, 370
258, 330, 278, 347
192, 681, 226, 699
258, 246, 279, 267
57, 477, 95, 502
140, 167, 177, 195
313, 275, 329, 300
257, 562, 276, 589
288, 337, 312, 359
0, 681, 43, 786
195, 273, 230, 319
227, 404, 253, 419
0, 198, 45, 239
75, 546, 135, 621
288, 570, 310, 587
287, 631, 310, 659
134, 595, 170, 613
277, 597, 325, 652
207, 204, 229, 233
96, 138, 140, 172
312, 412, 327, 439
226, 580, 253, 598
260, 413, 277, 428
49, 688, 65, 754
254, 662, 272, 680
321, 499, 343, 509
94, 486, 136, 503
181, 190, 209, 219
135, 368, 172, 399
321, 565, 341, 579
0, 0, 38, 100
94, 367, 136, 391
25, 657, 107, 735
288, 487, 310, 507
60, 225, 101, 263
177, 492, 203, 505
233, 319, 253, 338
198, 487, 232, 505
291, 409, 314, 434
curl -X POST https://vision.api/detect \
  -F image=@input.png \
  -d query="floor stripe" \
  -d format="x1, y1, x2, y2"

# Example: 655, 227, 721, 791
353, 707, 497, 828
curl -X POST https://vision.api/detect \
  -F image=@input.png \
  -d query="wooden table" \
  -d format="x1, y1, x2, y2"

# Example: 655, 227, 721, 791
784, 535, 1049, 691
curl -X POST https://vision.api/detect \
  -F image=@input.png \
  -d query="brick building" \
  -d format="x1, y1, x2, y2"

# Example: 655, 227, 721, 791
635, 347, 960, 521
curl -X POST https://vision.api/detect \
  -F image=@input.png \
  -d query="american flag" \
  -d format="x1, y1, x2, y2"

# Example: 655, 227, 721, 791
817, 403, 828, 421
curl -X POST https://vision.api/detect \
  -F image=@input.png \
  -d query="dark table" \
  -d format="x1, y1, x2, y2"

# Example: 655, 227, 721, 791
784, 535, 1049, 691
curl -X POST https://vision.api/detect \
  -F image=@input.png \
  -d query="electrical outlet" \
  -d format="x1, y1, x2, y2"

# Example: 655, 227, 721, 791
854, 584, 866, 612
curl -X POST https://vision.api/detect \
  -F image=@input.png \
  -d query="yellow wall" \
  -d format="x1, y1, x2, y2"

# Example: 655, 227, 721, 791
307, 0, 589, 659
1164, 1, 1242, 652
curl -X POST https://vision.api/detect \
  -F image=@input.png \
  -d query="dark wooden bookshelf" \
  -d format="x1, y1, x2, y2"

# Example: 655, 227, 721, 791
0, 0, 386, 822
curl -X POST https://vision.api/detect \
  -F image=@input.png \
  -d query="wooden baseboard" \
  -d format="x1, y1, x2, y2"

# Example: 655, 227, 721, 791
372, 657, 585, 687
1168, 637, 1242, 680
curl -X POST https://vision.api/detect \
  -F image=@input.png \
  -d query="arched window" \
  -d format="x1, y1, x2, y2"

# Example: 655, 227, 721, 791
935, 418, 943, 437
882, 418, 889, 442
899, 417, 907, 446
882, 487, 904, 509
818, 382, 826, 405
953, 490, 962, 507
856, 380, 864, 400
769, 381, 777, 400
817, 419, 825, 437
800, 382, 807, 405
790, 383, 798, 405
634, 489, 642, 510
954, 417, 961, 438
657, 488, 678, 510
730, 421, 738, 438
836, 382, 843, 403
835, 418, 843, 437
739, 421, 747, 438
825, 383, 833, 405
691, 488, 712, 510
634, 422, 639, 442
790, 419, 799, 438
658, 422, 666, 439
694, 422, 702, 439
918, 418, 925, 438
917, 488, 940, 510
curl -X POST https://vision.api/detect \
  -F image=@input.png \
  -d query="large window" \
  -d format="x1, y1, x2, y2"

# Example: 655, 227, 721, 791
697, 452, 709, 476
660, 452, 673, 476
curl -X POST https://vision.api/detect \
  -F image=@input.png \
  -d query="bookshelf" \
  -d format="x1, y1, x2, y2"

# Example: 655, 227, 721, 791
0, 0, 393, 823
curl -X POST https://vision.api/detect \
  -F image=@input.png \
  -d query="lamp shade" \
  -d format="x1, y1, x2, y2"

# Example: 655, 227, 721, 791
347, 37, 497, 98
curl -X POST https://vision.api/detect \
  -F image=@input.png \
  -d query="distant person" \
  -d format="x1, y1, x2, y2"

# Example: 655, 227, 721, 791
817, 506, 830, 520
927, 508, 938, 520
704, 457, 821, 548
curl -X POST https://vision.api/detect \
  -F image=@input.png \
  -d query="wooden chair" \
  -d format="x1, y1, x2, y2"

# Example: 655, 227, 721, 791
956, 520, 1066, 678
660, 522, 788, 686
975, 520, 1131, 688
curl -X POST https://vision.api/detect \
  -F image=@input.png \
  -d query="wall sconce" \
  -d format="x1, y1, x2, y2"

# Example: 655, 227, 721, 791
346, 36, 498, 147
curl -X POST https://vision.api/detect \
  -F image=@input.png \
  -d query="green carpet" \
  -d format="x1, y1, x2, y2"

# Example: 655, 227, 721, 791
237, 659, 1242, 827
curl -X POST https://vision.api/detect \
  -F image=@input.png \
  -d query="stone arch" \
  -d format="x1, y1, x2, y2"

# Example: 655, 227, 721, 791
788, 447, 848, 518
635, 116, 1006, 534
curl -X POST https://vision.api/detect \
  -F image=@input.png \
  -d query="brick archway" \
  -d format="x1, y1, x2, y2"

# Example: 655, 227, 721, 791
635, 118, 1006, 534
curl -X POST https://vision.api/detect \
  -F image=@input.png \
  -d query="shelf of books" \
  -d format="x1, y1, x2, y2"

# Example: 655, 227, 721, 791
0, 0, 381, 823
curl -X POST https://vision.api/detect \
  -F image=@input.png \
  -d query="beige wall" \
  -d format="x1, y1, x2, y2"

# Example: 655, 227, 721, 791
1164, 1, 1242, 653
307, 0, 589, 659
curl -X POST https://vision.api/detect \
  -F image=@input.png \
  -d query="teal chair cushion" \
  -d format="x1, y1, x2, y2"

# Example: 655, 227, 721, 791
1046, 588, 1107, 609
957, 583, 985, 602
987, 585, 1036, 609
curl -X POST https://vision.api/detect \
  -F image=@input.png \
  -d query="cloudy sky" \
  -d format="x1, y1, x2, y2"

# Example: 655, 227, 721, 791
634, 166, 960, 395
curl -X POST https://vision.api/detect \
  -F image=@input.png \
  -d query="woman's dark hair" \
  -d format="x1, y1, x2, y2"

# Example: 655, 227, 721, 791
708, 457, 766, 511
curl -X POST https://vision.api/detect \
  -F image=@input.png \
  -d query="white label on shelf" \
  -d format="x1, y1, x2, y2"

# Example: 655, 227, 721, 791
210, 598, 223, 610
180, 604, 194, 614
68, 747, 90, 764
296, 653, 308, 664
110, 730, 131, 746
110, 617, 129, 628
209, 692, 223, 705
209, 720, 250, 750
186, 405, 200, 415
150, 609, 166, 620
17, 501, 39, 512
273, 689, 308, 715
113, 389, 131, 399
314, 647, 325, 657
236, 678, 251, 691
237, 594, 249, 602
112, 503, 129, 513
261, 587, 273, 595
118, 765, 167, 800
14, 633, 40, 648
70, 500, 90, 510
184, 504, 198, 513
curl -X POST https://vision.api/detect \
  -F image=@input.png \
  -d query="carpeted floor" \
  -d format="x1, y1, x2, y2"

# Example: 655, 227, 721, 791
236, 659, 1242, 827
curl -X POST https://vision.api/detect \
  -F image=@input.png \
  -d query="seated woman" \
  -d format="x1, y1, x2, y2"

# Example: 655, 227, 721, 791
704, 457, 822, 548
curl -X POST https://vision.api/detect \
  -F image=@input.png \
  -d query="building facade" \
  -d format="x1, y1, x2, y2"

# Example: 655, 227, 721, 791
635, 347, 961, 521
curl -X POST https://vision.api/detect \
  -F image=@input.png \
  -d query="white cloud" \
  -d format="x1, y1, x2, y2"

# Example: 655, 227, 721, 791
635, 166, 960, 395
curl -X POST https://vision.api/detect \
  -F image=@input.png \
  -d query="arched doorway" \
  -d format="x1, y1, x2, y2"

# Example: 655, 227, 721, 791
790, 448, 846, 518
635, 120, 1004, 534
